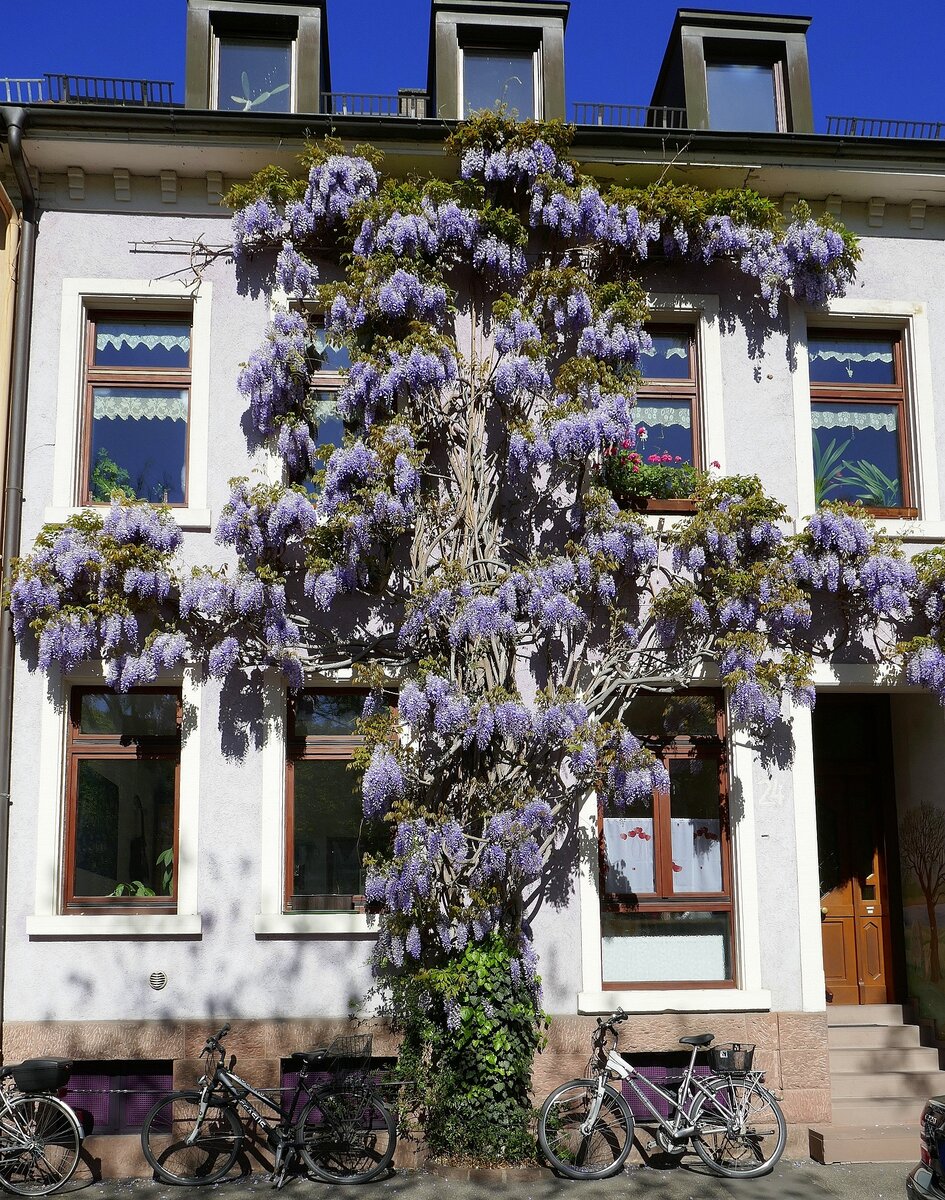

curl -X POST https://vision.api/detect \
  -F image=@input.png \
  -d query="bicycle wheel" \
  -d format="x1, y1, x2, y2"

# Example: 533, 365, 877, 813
140, 1091, 243, 1185
691, 1076, 786, 1179
296, 1086, 396, 1183
538, 1079, 634, 1179
0, 1095, 81, 1196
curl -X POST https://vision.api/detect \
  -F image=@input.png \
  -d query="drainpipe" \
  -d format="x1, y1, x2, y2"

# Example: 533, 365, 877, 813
0, 107, 37, 1058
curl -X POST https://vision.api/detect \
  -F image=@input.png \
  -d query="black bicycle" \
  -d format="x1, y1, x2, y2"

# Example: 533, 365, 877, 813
140, 1024, 396, 1186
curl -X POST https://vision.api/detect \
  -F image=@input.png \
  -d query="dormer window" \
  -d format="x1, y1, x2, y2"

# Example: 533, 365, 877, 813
185, 1, 329, 114
214, 35, 293, 112
705, 49, 787, 132
461, 45, 538, 118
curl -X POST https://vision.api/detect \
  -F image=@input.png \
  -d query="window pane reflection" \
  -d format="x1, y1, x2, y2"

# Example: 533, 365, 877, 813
811, 402, 903, 508
74, 759, 176, 898
217, 38, 291, 113
706, 61, 778, 131
291, 760, 364, 909
464, 49, 534, 117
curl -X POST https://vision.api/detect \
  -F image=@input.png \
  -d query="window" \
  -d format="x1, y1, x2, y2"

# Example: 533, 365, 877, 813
304, 313, 349, 480
636, 326, 699, 468
63, 689, 181, 913
599, 692, 734, 987
81, 312, 191, 506
462, 46, 538, 118
809, 330, 914, 515
215, 36, 292, 112
285, 691, 368, 913
705, 53, 786, 132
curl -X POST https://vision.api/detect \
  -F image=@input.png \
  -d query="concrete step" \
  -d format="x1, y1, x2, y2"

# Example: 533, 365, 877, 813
832, 1097, 929, 1124
809, 1123, 919, 1164
827, 1004, 906, 1027
832, 1071, 945, 1100
828, 1023, 922, 1049
829, 1046, 941, 1073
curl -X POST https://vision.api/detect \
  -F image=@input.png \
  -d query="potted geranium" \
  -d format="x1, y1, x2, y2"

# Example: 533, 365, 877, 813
603, 434, 699, 512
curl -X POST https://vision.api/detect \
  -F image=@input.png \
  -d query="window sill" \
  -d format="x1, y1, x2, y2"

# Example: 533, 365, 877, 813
873, 517, 945, 543
27, 914, 202, 938
578, 988, 771, 1014
616, 497, 697, 514
43, 507, 212, 532
254, 912, 377, 937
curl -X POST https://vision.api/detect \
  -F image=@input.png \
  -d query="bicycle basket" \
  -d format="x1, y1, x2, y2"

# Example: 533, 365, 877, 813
325, 1035, 372, 1062
12, 1059, 72, 1093
707, 1043, 755, 1075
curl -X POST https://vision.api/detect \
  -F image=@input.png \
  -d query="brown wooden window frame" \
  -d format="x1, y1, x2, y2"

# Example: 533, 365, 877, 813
80, 309, 193, 508
63, 687, 182, 915
284, 688, 368, 915
636, 322, 701, 514
598, 690, 735, 989
809, 328, 916, 519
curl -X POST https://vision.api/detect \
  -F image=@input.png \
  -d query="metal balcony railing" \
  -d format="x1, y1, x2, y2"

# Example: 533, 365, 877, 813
44, 73, 175, 106
573, 102, 688, 129
826, 115, 944, 139
0, 78, 47, 103
320, 91, 428, 118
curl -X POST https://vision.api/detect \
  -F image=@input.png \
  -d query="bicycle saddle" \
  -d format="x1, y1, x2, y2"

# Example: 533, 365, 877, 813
290, 1048, 329, 1066
678, 1033, 714, 1047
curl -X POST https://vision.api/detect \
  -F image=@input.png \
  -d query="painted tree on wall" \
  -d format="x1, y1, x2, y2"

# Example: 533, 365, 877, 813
900, 803, 945, 983
13, 115, 945, 1158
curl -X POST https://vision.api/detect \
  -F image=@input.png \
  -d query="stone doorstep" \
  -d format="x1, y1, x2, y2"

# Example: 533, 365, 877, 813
809, 1123, 920, 1165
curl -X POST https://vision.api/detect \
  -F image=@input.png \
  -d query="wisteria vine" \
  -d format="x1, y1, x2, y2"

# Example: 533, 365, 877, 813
10, 112, 943, 1158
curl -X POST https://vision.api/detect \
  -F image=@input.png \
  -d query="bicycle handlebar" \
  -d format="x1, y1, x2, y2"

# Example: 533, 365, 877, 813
201, 1024, 231, 1056
596, 1008, 628, 1030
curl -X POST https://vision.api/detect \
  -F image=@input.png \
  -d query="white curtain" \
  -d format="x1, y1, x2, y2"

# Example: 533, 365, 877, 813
602, 925, 728, 982
96, 331, 190, 354
603, 816, 655, 893
670, 818, 722, 892
634, 400, 692, 429
811, 406, 897, 433
93, 388, 188, 423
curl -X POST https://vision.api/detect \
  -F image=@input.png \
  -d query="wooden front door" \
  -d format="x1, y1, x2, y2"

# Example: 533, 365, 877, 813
814, 696, 898, 1005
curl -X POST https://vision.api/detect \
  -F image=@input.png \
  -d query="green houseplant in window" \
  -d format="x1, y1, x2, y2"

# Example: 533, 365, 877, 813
604, 440, 699, 507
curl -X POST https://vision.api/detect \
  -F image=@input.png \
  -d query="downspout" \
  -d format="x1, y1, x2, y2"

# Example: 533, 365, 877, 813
0, 108, 37, 1058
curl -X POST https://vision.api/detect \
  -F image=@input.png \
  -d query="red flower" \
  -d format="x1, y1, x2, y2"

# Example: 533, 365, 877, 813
674, 456, 682, 463
711, 460, 720, 469
671, 861, 682, 873
647, 454, 661, 464
661, 453, 672, 463
621, 439, 631, 449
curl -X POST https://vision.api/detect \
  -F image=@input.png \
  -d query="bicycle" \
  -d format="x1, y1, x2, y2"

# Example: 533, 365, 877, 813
0, 1058, 83, 1195
538, 1008, 786, 1180
140, 1024, 397, 1187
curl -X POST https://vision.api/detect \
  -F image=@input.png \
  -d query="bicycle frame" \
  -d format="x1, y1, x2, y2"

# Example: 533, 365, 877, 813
190, 1064, 311, 1145
584, 1044, 763, 1142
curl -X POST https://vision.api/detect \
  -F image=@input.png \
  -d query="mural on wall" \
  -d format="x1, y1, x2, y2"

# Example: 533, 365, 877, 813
901, 802, 945, 1030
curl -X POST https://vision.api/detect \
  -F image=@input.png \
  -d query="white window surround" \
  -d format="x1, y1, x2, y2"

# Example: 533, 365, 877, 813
790, 298, 941, 540
255, 671, 376, 937
458, 43, 543, 120
47, 279, 213, 531
26, 667, 202, 938
577, 687, 771, 1014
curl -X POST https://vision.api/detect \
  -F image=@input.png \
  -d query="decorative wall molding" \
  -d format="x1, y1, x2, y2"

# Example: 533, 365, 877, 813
868, 196, 886, 227
113, 168, 131, 203
206, 171, 224, 207
824, 194, 842, 218
66, 167, 84, 202
910, 199, 927, 230
781, 191, 799, 217
160, 170, 178, 204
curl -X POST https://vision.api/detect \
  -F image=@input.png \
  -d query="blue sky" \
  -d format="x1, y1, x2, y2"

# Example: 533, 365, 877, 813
1, 0, 943, 131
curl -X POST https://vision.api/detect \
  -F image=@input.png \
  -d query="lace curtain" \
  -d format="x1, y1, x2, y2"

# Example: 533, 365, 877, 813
634, 400, 692, 429
811, 405, 897, 433
96, 331, 191, 354
93, 388, 188, 423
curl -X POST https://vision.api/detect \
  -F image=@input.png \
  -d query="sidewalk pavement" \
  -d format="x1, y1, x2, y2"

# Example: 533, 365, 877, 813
57, 1159, 910, 1200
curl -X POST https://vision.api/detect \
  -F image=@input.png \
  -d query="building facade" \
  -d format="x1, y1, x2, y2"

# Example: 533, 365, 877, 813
2, 0, 945, 1172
